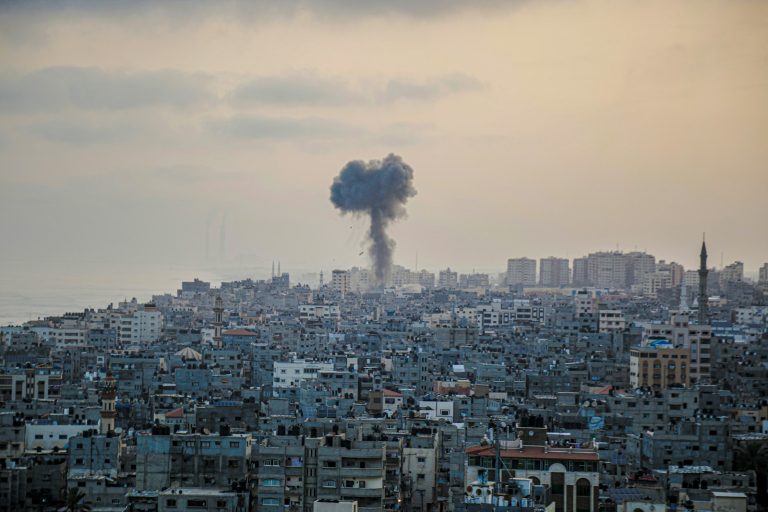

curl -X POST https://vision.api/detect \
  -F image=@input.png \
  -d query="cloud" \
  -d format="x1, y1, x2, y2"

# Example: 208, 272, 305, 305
230, 72, 485, 107
27, 119, 144, 145
208, 115, 355, 140
379, 74, 486, 102
0, 67, 213, 113
0, 1, 517, 22
230, 74, 363, 106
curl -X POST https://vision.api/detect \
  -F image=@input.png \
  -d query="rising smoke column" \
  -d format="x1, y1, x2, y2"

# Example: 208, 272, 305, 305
330, 154, 417, 285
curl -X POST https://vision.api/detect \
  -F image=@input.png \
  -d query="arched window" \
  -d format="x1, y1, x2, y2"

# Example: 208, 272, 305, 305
576, 478, 591, 497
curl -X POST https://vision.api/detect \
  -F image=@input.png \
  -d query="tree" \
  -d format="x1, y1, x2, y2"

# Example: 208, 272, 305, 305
65, 488, 91, 512
734, 440, 768, 507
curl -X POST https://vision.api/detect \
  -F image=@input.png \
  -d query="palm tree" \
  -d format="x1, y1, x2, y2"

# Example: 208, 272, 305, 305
65, 488, 91, 512
734, 440, 768, 507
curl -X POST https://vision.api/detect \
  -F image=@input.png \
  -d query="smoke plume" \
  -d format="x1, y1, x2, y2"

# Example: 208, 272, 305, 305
330, 154, 417, 285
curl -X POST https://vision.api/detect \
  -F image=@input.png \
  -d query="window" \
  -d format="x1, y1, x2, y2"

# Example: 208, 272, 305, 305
166, 499, 177, 508
229, 441, 240, 448
187, 499, 207, 508
322, 480, 337, 488
217, 500, 227, 508
262, 479, 281, 487
262, 498, 280, 505
576, 479, 591, 497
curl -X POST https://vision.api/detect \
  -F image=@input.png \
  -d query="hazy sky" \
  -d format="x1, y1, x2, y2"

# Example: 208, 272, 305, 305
1, 0, 766, 280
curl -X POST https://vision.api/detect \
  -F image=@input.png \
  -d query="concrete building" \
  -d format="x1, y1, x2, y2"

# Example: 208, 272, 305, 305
158, 488, 247, 512
586, 252, 626, 290
314, 500, 358, 512
644, 311, 711, 384
720, 261, 744, 286
332, 270, 350, 296
438, 268, 458, 289
348, 267, 371, 293
466, 427, 600, 512
136, 429, 251, 491
572, 258, 590, 286
507, 258, 537, 287
598, 310, 626, 333
629, 342, 690, 391
0, 365, 62, 401
540, 257, 570, 287
273, 361, 335, 397
625, 251, 656, 288
117, 303, 163, 345
759, 263, 768, 284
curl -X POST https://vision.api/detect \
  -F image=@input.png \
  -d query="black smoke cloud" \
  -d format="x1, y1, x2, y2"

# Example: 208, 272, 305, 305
330, 154, 417, 285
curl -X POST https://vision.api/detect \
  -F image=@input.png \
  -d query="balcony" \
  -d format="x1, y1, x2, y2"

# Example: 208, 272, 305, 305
339, 467, 383, 478
340, 486, 384, 498
258, 466, 285, 477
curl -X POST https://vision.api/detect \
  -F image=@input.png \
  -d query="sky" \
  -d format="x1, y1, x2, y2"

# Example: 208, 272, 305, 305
1, 0, 767, 290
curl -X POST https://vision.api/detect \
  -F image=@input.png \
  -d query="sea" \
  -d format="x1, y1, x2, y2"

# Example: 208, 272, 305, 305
0, 260, 271, 326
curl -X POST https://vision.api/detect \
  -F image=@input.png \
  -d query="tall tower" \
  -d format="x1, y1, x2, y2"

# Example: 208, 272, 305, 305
213, 296, 223, 348
100, 370, 117, 434
698, 236, 709, 324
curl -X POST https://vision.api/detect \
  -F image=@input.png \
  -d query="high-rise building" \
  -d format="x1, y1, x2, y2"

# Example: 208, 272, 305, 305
586, 251, 626, 289
331, 270, 350, 295
506, 258, 536, 287
759, 263, 768, 284
656, 260, 685, 287
539, 257, 570, 287
720, 261, 744, 286
438, 268, 458, 289
625, 251, 656, 288
348, 267, 370, 293
572, 257, 590, 286
698, 239, 709, 325
459, 273, 490, 289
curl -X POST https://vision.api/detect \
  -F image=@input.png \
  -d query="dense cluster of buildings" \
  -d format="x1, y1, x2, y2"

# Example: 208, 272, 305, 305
1, 243, 767, 512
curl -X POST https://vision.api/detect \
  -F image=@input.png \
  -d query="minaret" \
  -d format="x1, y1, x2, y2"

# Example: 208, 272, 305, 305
319, 270, 324, 288
100, 370, 117, 434
213, 296, 223, 348
698, 236, 709, 324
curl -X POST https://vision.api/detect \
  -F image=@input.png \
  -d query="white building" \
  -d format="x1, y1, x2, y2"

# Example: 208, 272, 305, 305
598, 310, 626, 333
117, 304, 162, 345
26, 423, 94, 451
418, 400, 454, 421
272, 360, 334, 395
299, 305, 341, 322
